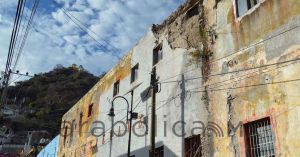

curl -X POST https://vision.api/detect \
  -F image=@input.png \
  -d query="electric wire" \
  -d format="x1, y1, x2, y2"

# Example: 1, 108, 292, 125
1, 0, 25, 106
60, 8, 152, 73
57, 67, 300, 153
158, 22, 300, 83
208, 22, 300, 64
54, 89, 150, 154
56, 59, 299, 139
160, 57, 300, 84
3, 0, 39, 107
142, 61, 300, 117
5, 0, 24, 74
54, 70, 300, 154
188, 61, 296, 92
12, 0, 40, 72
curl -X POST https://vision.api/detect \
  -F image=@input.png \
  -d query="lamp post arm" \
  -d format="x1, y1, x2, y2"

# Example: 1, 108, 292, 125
111, 95, 130, 122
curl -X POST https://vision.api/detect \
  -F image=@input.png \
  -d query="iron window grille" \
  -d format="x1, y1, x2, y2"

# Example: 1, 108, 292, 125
244, 117, 276, 157
184, 134, 202, 157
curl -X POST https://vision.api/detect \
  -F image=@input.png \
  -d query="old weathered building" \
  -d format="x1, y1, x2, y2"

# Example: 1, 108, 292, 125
57, 0, 300, 156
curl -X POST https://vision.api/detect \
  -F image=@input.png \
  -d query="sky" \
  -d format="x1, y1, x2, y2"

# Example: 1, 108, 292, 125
0, 0, 184, 79
37, 135, 59, 156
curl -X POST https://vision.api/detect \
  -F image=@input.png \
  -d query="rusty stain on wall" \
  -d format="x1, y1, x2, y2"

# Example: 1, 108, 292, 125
57, 53, 132, 156
206, 0, 300, 156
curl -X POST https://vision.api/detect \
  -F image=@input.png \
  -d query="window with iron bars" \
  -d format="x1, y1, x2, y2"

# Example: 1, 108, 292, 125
184, 134, 202, 157
243, 117, 276, 157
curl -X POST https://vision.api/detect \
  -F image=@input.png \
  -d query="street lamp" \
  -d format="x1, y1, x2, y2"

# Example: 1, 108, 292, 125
107, 95, 129, 122
108, 95, 131, 157
107, 83, 141, 157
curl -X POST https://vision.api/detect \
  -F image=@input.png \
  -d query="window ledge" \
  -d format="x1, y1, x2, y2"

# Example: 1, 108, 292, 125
236, 0, 268, 22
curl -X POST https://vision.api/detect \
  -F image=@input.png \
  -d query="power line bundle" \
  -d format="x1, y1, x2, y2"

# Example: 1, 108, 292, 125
0, 0, 40, 106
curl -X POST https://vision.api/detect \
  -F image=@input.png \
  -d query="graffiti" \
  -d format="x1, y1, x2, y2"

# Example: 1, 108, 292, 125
59, 116, 224, 138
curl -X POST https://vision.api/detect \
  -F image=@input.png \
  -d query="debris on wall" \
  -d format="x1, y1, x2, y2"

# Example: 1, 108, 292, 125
152, 0, 202, 50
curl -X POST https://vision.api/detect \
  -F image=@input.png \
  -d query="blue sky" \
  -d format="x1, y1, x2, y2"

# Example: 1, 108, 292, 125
0, 0, 184, 78
37, 135, 59, 156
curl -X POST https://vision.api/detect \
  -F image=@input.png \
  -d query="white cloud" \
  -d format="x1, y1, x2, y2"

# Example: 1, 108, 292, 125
87, 0, 106, 10
63, 35, 81, 45
52, 9, 68, 23
0, 0, 184, 78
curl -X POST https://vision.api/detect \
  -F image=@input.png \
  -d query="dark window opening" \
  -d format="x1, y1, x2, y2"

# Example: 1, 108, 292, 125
185, 4, 199, 19
236, 0, 259, 17
79, 112, 83, 136
70, 119, 75, 145
88, 103, 94, 117
153, 44, 163, 66
185, 134, 202, 157
149, 146, 164, 157
244, 117, 276, 157
131, 64, 139, 83
63, 126, 68, 146
113, 81, 120, 96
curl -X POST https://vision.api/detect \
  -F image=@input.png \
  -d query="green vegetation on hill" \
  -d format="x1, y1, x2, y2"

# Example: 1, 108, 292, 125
0, 64, 102, 136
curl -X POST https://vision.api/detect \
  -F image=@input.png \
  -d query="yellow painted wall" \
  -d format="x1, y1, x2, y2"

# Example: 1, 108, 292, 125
57, 53, 132, 157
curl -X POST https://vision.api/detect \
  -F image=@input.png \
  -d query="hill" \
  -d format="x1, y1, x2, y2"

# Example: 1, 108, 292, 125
0, 64, 102, 136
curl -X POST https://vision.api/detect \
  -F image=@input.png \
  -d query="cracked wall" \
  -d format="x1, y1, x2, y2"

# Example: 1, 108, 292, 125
203, 0, 300, 156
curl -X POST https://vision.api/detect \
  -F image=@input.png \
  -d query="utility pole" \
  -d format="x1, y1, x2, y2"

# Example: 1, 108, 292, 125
0, 70, 11, 106
150, 67, 157, 157
0, 70, 32, 106
180, 74, 185, 157
128, 90, 134, 157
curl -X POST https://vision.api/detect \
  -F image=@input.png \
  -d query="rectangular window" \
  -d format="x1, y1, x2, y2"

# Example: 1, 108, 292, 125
131, 64, 139, 83
63, 126, 68, 146
70, 119, 75, 145
243, 117, 276, 157
153, 44, 163, 66
113, 81, 120, 96
149, 146, 164, 157
79, 112, 83, 136
236, 0, 259, 17
185, 134, 202, 157
88, 103, 93, 117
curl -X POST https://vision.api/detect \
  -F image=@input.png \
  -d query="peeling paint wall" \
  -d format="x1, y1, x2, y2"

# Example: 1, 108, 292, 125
204, 0, 300, 156
57, 53, 132, 157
